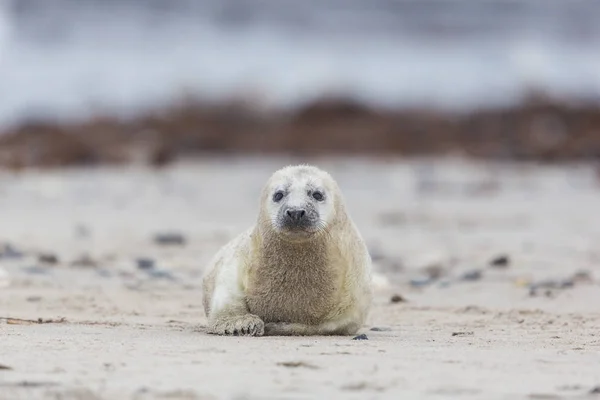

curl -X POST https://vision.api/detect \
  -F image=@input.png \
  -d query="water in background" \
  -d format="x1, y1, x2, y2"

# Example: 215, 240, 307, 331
1, 0, 600, 128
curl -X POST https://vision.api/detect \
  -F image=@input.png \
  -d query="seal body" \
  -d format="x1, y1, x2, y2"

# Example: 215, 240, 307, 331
202, 165, 372, 336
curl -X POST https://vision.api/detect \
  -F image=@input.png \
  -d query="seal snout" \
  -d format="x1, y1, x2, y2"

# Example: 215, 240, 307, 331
286, 209, 306, 222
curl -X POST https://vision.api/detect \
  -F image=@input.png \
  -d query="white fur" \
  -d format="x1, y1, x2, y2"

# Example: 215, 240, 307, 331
207, 229, 250, 315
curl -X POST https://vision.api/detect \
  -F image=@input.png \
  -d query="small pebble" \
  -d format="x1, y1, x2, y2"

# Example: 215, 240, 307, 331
390, 294, 407, 303
572, 270, 593, 283
38, 253, 59, 265
452, 331, 474, 337
0, 244, 24, 260
460, 270, 483, 282
529, 279, 575, 297
529, 287, 539, 297
352, 334, 369, 340
589, 386, 600, 394
559, 280, 574, 289
370, 327, 391, 332
26, 296, 42, 302
145, 269, 176, 281
422, 264, 445, 280
153, 233, 187, 246
490, 255, 510, 268
277, 361, 319, 369
70, 255, 98, 268
136, 258, 155, 270
409, 277, 432, 288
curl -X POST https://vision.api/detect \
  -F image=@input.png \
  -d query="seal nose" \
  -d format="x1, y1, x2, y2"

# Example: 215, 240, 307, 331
286, 209, 306, 222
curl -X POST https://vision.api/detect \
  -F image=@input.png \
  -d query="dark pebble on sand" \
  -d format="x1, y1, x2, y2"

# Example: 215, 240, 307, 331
529, 279, 575, 297
559, 280, 575, 289
423, 264, 446, 280
153, 233, 187, 246
370, 327, 392, 332
0, 244, 25, 260
390, 294, 407, 303
571, 270, 593, 283
95, 269, 112, 278
145, 269, 176, 281
352, 334, 369, 340
460, 270, 483, 281
490, 255, 510, 268
528, 272, 591, 297
38, 253, 59, 265
409, 277, 432, 288
452, 331, 474, 337
70, 254, 98, 268
136, 258, 155, 270
589, 386, 600, 395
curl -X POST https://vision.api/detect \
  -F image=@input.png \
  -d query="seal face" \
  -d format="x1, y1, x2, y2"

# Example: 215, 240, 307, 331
264, 166, 335, 240
201, 164, 373, 337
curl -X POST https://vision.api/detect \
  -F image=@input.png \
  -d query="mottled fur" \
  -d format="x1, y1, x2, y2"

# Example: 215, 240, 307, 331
201, 165, 372, 336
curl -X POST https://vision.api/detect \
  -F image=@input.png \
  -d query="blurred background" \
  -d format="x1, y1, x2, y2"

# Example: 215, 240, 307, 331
2, 4, 600, 396
1, 0, 600, 167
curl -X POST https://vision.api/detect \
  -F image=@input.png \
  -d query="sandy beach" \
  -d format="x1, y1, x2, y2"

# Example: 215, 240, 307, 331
1, 157, 600, 399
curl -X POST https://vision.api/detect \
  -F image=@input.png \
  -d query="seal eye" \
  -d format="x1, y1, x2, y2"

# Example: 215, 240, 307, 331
312, 191, 324, 201
273, 191, 284, 202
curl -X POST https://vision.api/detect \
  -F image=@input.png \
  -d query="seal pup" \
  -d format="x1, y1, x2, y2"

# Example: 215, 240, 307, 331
201, 164, 372, 336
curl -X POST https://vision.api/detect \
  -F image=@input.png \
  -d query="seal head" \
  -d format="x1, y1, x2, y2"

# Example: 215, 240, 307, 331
259, 165, 338, 241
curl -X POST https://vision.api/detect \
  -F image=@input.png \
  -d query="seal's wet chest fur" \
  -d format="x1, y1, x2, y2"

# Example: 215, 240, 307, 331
246, 235, 342, 325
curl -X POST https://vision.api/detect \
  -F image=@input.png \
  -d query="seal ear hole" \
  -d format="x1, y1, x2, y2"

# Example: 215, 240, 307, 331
312, 191, 325, 201
273, 191, 285, 202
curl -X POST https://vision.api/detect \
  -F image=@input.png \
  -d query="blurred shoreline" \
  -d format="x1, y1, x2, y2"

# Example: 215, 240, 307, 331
2, 0, 600, 128
3, 1, 600, 169
1, 90, 600, 169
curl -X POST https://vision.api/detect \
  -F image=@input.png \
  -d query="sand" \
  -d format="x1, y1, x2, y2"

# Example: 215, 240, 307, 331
1, 156, 599, 399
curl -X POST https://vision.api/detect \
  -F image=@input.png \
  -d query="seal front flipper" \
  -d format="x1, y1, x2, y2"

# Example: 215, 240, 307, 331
201, 229, 264, 336
205, 283, 265, 336
208, 307, 264, 336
